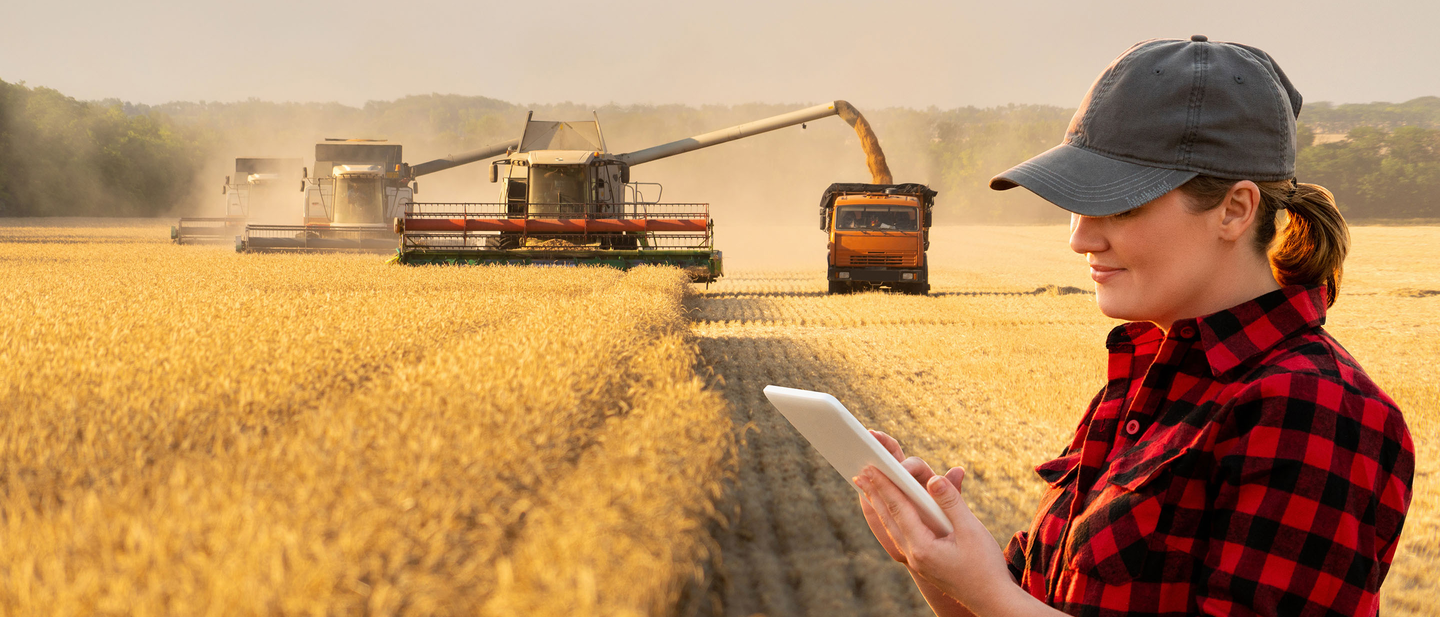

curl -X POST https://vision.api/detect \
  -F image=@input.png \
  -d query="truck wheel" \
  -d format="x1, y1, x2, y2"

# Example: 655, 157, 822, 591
897, 282, 928, 295
828, 280, 851, 295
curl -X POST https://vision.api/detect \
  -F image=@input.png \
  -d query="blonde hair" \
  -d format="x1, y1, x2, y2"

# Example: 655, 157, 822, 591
1179, 176, 1350, 306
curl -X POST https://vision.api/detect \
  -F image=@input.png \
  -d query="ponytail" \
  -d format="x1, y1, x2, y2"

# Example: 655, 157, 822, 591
1179, 176, 1350, 306
1271, 183, 1348, 307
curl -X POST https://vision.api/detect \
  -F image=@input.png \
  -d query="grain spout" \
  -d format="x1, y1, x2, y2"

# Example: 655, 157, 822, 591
835, 101, 893, 184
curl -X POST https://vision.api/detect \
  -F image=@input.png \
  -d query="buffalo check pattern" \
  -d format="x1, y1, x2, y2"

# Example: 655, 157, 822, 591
1004, 285, 1414, 616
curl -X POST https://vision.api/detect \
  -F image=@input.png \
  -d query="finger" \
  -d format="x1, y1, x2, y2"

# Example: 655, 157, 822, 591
857, 490, 908, 564
870, 430, 905, 462
944, 466, 965, 493
901, 457, 937, 484
856, 469, 899, 531
862, 466, 936, 542
926, 473, 973, 529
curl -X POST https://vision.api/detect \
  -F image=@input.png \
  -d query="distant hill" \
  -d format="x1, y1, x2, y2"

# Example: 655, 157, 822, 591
3, 80, 1437, 221
1300, 97, 1440, 133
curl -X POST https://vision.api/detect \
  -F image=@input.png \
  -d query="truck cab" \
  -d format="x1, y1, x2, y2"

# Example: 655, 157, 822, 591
819, 183, 936, 295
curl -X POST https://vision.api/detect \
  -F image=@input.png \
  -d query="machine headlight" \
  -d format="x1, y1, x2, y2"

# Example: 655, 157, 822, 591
902, 273, 915, 280
839, 272, 850, 279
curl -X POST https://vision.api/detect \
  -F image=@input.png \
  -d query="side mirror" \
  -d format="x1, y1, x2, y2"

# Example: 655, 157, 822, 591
222, 185, 227, 195
619, 165, 630, 184
819, 208, 828, 231
302, 167, 308, 179
412, 182, 419, 194
923, 210, 932, 227
489, 163, 498, 183
300, 180, 306, 193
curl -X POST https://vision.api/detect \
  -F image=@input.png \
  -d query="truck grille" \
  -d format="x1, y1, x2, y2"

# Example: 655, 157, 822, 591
846, 252, 917, 267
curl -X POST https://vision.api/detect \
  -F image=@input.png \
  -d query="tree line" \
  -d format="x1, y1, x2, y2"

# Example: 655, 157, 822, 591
0, 80, 209, 217
0, 79, 1435, 222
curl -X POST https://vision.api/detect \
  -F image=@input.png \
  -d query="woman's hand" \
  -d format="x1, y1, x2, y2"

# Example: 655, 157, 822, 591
859, 431, 941, 564
854, 461, 1026, 615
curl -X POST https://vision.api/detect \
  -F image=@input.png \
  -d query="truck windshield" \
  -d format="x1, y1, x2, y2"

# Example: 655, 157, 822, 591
835, 205, 918, 231
529, 165, 588, 213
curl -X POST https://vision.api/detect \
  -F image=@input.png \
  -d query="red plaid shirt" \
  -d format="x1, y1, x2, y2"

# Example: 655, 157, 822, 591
1004, 285, 1414, 616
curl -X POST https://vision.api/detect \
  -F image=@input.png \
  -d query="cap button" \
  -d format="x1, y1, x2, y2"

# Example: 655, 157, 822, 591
1190, 34, 1208, 42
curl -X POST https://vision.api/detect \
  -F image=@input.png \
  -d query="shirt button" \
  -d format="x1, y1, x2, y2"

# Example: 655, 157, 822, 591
1179, 326, 1196, 338
1126, 419, 1141, 435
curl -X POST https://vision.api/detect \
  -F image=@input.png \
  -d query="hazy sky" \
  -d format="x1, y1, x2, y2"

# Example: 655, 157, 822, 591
3, 0, 1435, 110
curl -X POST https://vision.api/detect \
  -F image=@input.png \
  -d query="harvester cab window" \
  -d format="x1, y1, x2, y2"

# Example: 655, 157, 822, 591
334, 176, 385, 224
836, 206, 918, 231
530, 166, 588, 212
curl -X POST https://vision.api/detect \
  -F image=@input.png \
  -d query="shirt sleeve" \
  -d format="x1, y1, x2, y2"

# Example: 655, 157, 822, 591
1196, 371, 1414, 616
1004, 531, 1028, 583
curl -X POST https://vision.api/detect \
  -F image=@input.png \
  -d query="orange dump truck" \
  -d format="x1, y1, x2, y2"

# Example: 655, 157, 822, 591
819, 183, 938, 295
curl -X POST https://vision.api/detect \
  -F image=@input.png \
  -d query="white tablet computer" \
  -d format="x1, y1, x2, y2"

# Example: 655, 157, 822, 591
762, 385, 954, 535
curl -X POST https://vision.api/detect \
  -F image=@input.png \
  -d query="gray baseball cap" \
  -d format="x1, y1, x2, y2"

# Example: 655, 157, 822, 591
990, 35, 1303, 216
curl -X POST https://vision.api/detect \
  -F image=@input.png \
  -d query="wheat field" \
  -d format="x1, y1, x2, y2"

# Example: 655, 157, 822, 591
1, 220, 1434, 616
0, 220, 732, 615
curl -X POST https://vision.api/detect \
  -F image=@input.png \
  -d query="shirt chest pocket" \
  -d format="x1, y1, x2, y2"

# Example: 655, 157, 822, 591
1062, 446, 1203, 584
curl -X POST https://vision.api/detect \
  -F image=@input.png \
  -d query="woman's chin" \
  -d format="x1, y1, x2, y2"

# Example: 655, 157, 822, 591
1095, 290, 1148, 323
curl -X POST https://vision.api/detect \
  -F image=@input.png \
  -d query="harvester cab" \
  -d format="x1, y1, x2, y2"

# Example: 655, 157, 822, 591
237, 140, 412, 252
300, 141, 409, 226
395, 101, 892, 283
236, 138, 518, 252
491, 114, 635, 246
172, 157, 301, 244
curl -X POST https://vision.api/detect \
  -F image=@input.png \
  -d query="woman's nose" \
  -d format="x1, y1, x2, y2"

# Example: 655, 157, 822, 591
1069, 214, 1108, 255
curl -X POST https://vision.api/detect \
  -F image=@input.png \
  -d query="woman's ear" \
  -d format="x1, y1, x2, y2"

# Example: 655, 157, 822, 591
1216, 180, 1261, 242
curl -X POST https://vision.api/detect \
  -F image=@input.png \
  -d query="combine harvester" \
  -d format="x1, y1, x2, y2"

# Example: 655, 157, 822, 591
172, 158, 301, 244
236, 138, 516, 252
393, 100, 895, 282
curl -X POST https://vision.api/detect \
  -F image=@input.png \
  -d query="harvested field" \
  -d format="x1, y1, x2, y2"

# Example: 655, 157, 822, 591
694, 225, 1440, 617
0, 220, 732, 615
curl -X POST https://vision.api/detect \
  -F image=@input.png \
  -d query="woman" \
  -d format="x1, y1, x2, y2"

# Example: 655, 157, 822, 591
856, 37, 1414, 616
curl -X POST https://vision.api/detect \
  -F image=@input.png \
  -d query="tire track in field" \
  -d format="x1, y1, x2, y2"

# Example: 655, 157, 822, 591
693, 331, 928, 617
686, 271, 1107, 617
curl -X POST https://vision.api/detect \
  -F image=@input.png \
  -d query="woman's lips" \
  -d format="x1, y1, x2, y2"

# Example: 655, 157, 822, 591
1090, 264, 1125, 284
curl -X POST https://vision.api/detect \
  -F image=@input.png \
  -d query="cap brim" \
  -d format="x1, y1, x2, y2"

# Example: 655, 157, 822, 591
989, 144, 1197, 216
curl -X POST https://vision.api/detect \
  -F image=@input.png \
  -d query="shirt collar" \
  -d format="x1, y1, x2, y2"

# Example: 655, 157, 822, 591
1102, 285, 1328, 376
1193, 284, 1328, 376
1105, 320, 1164, 351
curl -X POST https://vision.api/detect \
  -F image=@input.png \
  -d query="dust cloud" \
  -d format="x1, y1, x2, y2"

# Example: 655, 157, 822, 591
169, 96, 1063, 269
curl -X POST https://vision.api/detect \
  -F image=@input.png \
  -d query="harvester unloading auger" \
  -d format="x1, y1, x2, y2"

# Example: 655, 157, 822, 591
235, 138, 518, 252
392, 101, 894, 281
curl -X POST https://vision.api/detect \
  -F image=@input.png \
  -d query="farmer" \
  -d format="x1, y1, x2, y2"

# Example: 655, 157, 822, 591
856, 37, 1414, 616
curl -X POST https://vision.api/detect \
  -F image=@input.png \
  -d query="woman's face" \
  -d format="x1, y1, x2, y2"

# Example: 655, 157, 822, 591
1069, 189, 1230, 326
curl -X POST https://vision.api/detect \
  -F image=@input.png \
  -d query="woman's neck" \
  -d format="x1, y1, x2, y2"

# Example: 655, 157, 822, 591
1159, 259, 1281, 333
